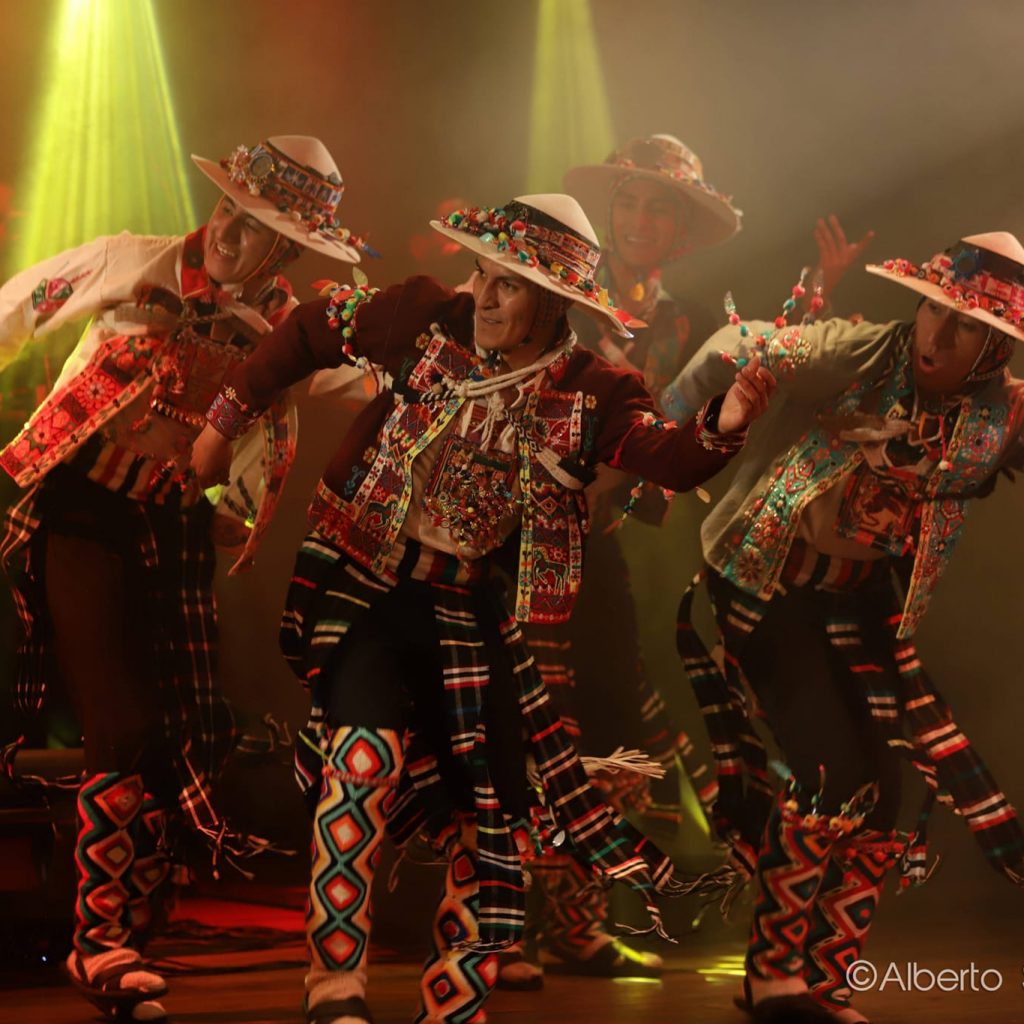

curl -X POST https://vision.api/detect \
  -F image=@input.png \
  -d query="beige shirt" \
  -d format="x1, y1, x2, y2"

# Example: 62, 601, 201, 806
1, 234, 181, 375
666, 317, 900, 579
797, 469, 886, 560
0, 231, 296, 570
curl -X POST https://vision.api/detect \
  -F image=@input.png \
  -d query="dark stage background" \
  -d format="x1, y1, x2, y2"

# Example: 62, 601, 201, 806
0, 0, 1022, 931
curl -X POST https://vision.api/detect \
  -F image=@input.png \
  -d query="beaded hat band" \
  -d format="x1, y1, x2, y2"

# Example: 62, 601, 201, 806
431, 193, 642, 338
866, 232, 1024, 344
192, 135, 378, 264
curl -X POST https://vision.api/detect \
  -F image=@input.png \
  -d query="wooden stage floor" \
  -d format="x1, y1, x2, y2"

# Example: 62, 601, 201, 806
3, 893, 1023, 1023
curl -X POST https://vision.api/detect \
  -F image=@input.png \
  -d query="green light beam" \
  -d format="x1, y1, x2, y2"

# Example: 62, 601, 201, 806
527, 0, 616, 194
9, 0, 195, 277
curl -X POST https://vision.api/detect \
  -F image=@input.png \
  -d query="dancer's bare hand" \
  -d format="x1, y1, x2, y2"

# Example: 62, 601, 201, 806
718, 354, 776, 433
190, 423, 233, 488
814, 214, 874, 299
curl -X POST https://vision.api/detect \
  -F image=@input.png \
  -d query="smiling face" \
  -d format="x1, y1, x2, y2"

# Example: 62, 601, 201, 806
912, 299, 995, 396
203, 195, 280, 285
471, 256, 544, 354
609, 177, 683, 272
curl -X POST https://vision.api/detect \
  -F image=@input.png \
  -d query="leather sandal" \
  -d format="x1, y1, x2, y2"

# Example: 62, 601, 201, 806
496, 948, 544, 991
65, 951, 168, 1021
305, 995, 375, 1023
733, 976, 838, 1024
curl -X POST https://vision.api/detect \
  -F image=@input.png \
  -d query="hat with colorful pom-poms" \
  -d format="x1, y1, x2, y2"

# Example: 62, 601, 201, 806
431, 193, 642, 337
866, 231, 1024, 344
192, 135, 378, 263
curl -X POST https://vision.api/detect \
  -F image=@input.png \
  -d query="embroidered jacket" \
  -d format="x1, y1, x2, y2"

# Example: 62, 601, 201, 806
209, 275, 738, 622
665, 317, 1024, 636
0, 228, 298, 572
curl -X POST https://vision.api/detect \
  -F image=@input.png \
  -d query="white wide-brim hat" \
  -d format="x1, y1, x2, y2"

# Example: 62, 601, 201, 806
865, 231, 1024, 344
564, 134, 742, 255
430, 193, 642, 337
192, 135, 373, 263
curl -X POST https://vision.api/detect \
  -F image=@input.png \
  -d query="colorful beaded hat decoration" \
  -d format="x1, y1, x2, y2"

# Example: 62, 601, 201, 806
866, 232, 1024, 345
192, 135, 378, 263
563, 134, 743, 254
430, 193, 642, 337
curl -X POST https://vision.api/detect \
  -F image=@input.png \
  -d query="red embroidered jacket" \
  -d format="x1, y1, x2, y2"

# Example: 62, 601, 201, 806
210, 275, 737, 622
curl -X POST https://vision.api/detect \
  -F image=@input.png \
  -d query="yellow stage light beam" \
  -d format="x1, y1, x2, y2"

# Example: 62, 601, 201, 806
698, 954, 748, 980
684, 788, 711, 837
9, 0, 195, 277
527, 0, 616, 194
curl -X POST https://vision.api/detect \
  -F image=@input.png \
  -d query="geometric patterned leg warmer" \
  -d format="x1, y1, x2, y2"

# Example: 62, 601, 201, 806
306, 726, 404, 1012
746, 797, 838, 996
537, 852, 663, 976
126, 793, 171, 941
806, 830, 903, 1016
72, 772, 145, 955
537, 854, 611, 961
415, 838, 498, 1024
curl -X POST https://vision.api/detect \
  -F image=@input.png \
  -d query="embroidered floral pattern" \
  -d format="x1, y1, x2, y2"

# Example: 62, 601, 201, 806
0, 336, 160, 484
766, 327, 814, 379
30, 273, 87, 321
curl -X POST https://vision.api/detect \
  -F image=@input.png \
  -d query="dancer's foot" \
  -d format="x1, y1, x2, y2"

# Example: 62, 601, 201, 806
824, 1006, 870, 1023
305, 996, 374, 1024
752, 997, 840, 1024
65, 948, 168, 1021
305, 968, 373, 1023
496, 947, 544, 991
734, 975, 837, 1024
